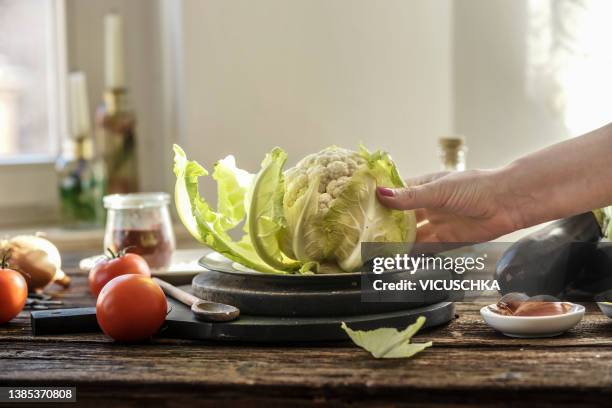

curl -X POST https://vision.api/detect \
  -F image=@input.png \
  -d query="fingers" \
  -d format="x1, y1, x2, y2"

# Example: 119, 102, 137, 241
404, 171, 450, 187
377, 183, 443, 211
378, 170, 450, 211
415, 208, 427, 223
415, 221, 452, 243
416, 220, 434, 242
415, 219, 460, 244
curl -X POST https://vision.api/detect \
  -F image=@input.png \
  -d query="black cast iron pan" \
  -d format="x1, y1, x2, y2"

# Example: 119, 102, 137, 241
196, 251, 453, 317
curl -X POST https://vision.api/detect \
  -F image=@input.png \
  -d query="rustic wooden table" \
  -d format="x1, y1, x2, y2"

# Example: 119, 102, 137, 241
1, 250, 612, 407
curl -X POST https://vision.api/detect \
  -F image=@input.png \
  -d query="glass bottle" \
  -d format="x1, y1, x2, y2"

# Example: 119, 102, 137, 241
439, 137, 467, 171
56, 136, 107, 227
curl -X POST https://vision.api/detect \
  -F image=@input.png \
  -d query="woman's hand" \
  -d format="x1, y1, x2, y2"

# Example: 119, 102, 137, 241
377, 169, 522, 243
377, 122, 612, 243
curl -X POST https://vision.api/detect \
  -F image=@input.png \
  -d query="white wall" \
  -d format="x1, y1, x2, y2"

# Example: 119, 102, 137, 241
453, 0, 569, 170
64, 0, 573, 194
179, 0, 453, 188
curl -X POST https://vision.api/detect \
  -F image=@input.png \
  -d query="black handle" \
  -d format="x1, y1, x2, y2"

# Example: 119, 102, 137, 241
30, 307, 100, 336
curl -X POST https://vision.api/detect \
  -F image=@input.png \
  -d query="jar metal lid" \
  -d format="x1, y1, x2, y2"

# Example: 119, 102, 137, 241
103, 192, 171, 210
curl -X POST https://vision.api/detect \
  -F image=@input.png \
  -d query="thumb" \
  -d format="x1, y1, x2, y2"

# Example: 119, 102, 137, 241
376, 184, 443, 210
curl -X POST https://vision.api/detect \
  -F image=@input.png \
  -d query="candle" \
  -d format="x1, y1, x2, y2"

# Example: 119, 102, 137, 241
104, 13, 125, 89
68, 71, 91, 138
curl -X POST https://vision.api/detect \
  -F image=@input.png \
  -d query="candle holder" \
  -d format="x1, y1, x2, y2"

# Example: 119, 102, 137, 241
56, 72, 106, 227
96, 88, 139, 194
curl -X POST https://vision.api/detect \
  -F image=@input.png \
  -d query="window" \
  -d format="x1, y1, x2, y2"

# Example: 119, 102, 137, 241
0, 0, 65, 163
0, 0, 65, 226
528, 0, 612, 135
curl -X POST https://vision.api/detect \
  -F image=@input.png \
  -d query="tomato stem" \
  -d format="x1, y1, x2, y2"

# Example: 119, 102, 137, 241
106, 248, 118, 259
105, 246, 138, 260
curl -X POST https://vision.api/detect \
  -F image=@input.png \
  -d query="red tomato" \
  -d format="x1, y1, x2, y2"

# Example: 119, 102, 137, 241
96, 274, 167, 342
89, 252, 151, 297
0, 266, 28, 324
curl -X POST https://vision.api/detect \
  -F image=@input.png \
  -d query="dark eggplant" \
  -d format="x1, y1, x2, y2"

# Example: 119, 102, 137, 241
495, 212, 602, 298
569, 242, 612, 298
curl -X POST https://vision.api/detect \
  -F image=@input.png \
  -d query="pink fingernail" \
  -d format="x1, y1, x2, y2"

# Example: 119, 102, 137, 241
377, 187, 394, 197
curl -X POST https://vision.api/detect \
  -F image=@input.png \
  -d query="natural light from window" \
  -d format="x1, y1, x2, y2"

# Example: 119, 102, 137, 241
0, 0, 60, 161
528, 0, 612, 136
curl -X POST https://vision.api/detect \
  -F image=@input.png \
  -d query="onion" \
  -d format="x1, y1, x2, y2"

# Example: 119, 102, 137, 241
1, 234, 70, 292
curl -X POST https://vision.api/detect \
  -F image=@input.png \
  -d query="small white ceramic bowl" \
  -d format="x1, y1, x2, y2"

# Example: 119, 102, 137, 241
596, 302, 612, 318
480, 303, 584, 338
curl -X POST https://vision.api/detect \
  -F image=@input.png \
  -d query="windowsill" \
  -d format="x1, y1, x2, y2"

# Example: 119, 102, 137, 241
0, 154, 56, 166
0, 223, 197, 252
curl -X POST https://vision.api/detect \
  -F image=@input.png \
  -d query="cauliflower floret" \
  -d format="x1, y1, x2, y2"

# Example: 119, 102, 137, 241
284, 147, 367, 211
326, 176, 351, 198
318, 192, 332, 210
327, 161, 349, 179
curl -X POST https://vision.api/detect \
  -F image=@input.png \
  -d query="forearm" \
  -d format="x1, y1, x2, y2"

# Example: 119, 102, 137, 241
498, 122, 612, 229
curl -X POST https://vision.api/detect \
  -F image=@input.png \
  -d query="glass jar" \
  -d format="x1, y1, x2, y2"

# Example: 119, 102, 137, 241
103, 193, 175, 271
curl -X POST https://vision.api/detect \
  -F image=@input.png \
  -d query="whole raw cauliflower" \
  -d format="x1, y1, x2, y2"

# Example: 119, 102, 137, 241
173, 144, 416, 275
279, 146, 416, 272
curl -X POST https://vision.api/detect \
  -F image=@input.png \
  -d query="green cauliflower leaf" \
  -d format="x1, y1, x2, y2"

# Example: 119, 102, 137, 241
341, 316, 432, 359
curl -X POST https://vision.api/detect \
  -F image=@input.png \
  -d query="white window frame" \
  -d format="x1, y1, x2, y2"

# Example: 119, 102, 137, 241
0, 0, 186, 228
0, 0, 67, 226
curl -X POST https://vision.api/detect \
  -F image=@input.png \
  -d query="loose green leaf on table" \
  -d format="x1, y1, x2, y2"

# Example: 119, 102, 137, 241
341, 316, 432, 359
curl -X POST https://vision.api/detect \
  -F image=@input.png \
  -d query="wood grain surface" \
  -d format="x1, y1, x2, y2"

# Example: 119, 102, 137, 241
1, 252, 612, 407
